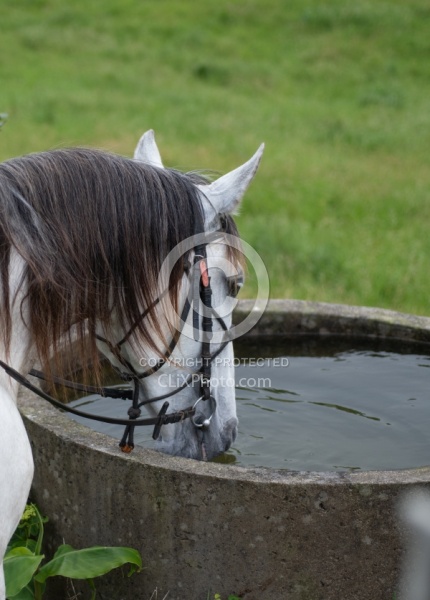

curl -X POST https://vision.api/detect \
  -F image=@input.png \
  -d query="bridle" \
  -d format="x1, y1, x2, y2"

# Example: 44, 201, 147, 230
0, 229, 240, 459
92, 237, 234, 456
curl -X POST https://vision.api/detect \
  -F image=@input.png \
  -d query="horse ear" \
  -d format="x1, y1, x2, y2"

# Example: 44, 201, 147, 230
134, 130, 164, 168
198, 143, 264, 214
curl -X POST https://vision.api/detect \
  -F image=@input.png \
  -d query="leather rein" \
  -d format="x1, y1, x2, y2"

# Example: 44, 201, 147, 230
0, 238, 234, 456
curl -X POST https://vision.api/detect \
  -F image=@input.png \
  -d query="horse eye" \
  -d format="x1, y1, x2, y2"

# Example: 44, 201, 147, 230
226, 274, 244, 297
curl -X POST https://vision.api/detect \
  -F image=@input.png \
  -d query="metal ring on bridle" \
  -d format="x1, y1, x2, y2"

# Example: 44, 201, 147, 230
192, 395, 217, 430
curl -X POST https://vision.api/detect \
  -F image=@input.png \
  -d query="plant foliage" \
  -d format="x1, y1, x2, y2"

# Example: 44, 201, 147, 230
4, 504, 142, 600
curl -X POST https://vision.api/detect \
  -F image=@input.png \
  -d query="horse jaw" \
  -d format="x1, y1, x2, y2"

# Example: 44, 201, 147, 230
102, 263, 239, 461
109, 314, 238, 461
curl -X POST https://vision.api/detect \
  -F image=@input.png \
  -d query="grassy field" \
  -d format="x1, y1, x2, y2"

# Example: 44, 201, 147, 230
1, 0, 430, 314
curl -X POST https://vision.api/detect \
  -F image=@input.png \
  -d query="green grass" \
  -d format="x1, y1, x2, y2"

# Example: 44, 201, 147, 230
2, 0, 430, 314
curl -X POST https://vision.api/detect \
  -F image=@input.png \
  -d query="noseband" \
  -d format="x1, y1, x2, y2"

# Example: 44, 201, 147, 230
0, 235, 236, 458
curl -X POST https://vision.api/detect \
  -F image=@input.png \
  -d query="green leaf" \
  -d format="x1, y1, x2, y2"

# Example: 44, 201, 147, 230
34, 546, 142, 584
4, 548, 44, 598
8, 584, 35, 600
52, 544, 74, 559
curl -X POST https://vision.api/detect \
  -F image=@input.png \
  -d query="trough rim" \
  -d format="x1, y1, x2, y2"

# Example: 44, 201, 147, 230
18, 299, 430, 488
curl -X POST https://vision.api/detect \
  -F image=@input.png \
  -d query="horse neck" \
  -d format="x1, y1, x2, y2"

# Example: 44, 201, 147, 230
0, 253, 33, 401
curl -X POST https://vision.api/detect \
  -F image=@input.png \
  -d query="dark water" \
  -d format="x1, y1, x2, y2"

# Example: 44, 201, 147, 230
65, 336, 430, 472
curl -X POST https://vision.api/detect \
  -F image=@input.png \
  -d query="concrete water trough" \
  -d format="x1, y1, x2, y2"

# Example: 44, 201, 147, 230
18, 300, 430, 600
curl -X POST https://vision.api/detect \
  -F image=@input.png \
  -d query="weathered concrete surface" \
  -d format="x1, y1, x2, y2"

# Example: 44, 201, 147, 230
234, 299, 430, 343
17, 300, 430, 600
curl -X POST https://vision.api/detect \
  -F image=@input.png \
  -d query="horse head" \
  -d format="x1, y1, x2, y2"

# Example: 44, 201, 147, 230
97, 131, 264, 460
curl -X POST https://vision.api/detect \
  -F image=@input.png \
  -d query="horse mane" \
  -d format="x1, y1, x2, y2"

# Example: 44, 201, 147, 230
0, 148, 242, 381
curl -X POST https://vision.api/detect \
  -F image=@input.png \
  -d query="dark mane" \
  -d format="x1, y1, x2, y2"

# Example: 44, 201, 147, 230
0, 148, 241, 379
